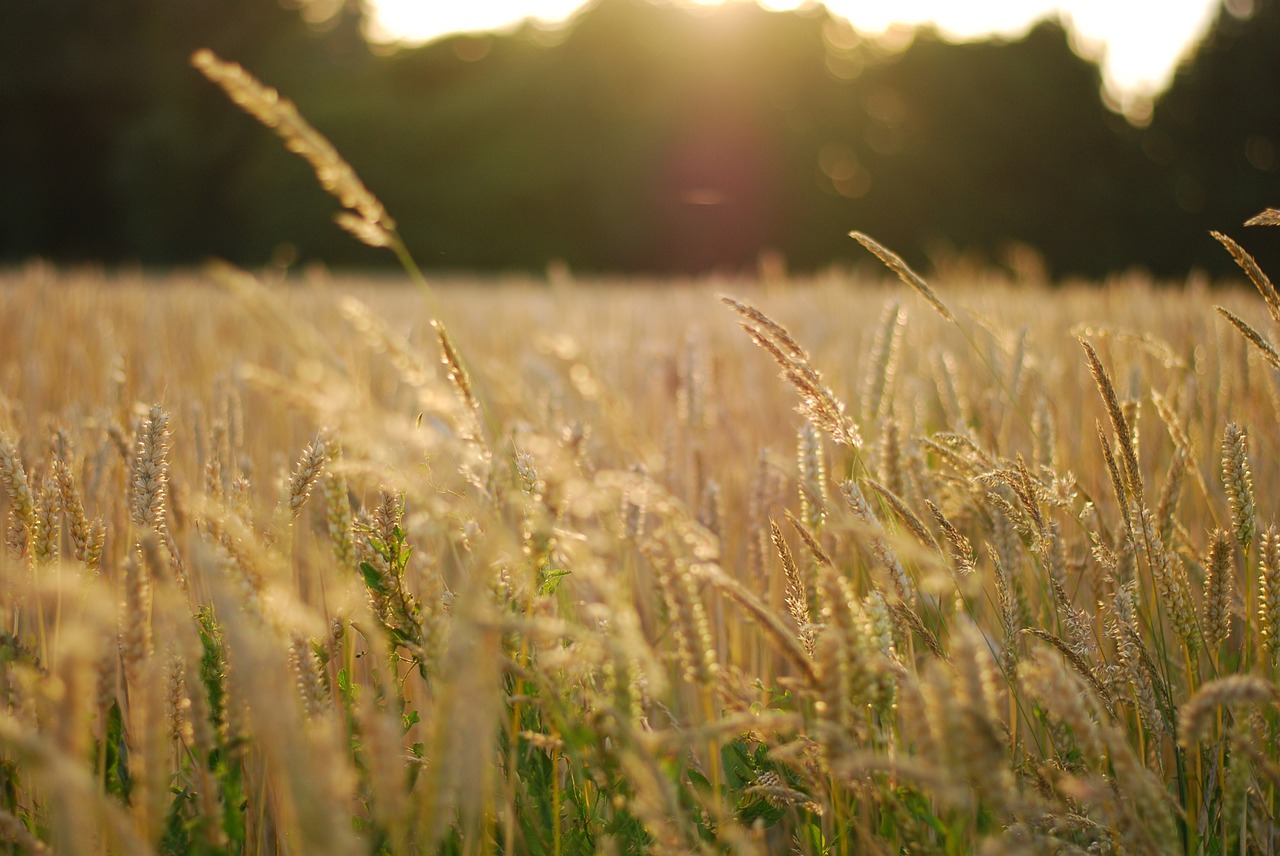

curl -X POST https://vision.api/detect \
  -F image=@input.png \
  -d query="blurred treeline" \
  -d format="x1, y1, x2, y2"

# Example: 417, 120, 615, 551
3, 0, 1279, 279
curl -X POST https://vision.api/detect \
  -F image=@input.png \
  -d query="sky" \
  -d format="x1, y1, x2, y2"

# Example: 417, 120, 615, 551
366, 0, 1228, 102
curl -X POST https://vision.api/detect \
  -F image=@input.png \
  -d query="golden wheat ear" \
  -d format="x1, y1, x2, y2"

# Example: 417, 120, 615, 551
1211, 230, 1280, 324
1245, 208, 1280, 227
720, 296, 862, 449
850, 231, 954, 322
191, 49, 395, 250
1259, 529, 1280, 659
1179, 675, 1279, 747
1215, 306, 1280, 371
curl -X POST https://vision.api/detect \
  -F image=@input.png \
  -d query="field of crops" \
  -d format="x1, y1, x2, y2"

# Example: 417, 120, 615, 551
3, 245, 1280, 853
4, 45, 1280, 855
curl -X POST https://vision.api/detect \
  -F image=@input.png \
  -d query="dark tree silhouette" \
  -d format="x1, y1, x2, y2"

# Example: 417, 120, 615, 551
0, 0, 1272, 279
1148, 0, 1280, 274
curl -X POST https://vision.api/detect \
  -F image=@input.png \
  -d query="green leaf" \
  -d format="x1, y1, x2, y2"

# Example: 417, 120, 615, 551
159, 785, 195, 856
538, 568, 571, 596
101, 700, 130, 800
720, 739, 754, 790
738, 793, 785, 827
803, 821, 830, 854
337, 668, 359, 705
401, 709, 420, 734
686, 767, 710, 794
360, 562, 390, 594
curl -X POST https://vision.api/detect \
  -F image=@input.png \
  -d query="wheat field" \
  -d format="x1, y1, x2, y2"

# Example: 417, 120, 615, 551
4, 49, 1280, 856
2, 251, 1280, 855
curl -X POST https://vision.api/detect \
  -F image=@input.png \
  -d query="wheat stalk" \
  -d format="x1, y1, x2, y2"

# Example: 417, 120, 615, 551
861, 300, 905, 422
0, 435, 35, 556
191, 49, 395, 249
1212, 230, 1280, 324
1216, 306, 1280, 371
796, 420, 827, 532
1081, 338, 1143, 499
1179, 675, 1278, 746
1203, 529, 1235, 651
722, 296, 862, 448
771, 520, 815, 657
1257, 529, 1280, 659
850, 232, 955, 323
1220, 422, 1255, 554
840, 479, 913, 603
288, 434, 328, 518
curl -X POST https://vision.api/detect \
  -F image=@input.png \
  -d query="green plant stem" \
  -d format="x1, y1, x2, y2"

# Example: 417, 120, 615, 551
553, 745, 563, 856
390, 232, 442, 320
701, 687, 722, 807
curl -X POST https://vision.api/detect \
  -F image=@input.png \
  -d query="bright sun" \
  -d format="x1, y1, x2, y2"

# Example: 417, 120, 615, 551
366, 0, 1219, 98
365, 0, 589, 43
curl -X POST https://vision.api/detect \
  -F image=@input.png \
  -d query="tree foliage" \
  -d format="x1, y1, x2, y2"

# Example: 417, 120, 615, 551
0, 0, 1276, 278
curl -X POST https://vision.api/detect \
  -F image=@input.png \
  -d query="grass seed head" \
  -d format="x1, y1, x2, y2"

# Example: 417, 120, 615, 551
1221, 422, 1255, 553
1203, 528, 1235, 649
130, 404, 171, 531
0, 436, 35, 556
1258, 528, 1280, 657
192, 49, 395, 248
850, 231, 955, 323
796, 421, 826, 533
288, 434, 328, 518
1179, 675, 1278, 747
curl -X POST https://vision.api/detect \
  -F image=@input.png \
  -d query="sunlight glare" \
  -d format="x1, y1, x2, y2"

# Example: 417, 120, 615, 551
366, 0, 588, 43
367, 0, 1219, 97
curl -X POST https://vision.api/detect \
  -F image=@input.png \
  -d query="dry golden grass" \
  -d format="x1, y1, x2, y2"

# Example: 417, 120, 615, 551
13, 45, 1280, 856
2, 251, 1280, 853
